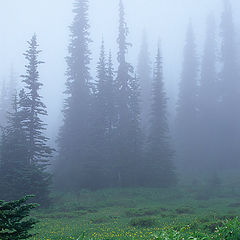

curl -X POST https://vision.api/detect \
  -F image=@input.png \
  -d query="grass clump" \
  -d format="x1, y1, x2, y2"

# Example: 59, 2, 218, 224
152, 218, 240, 240
215, 217, 240, 239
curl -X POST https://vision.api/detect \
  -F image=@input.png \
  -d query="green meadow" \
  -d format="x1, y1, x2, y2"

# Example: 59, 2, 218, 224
30, 184, 240, 240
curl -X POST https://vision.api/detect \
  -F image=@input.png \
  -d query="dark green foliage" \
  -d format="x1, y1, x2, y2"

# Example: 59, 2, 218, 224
0, 195, 38, 240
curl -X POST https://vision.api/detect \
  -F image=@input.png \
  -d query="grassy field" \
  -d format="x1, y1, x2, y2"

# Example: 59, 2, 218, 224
30, 184, 240, 239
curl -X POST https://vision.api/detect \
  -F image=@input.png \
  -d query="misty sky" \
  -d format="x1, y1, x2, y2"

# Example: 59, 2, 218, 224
0, 0, 239, 140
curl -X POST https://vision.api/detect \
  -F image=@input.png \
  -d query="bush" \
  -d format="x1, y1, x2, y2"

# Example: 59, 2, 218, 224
175, 207, 194, 214
129, 217, 156, 228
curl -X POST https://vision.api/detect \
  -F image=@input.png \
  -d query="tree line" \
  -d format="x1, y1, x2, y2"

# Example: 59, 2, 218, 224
176, 1, 240, 179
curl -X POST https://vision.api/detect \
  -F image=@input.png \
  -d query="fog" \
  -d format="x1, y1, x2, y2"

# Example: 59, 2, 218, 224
0, 0, 240, 195
1, 0, 239, 140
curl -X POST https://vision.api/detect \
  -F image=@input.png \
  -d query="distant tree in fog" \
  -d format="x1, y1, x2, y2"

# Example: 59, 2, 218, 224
145, 47, 176, 187
197, 14, 218, 173
105, 51, 117, 141
137, 33, 152, 136
175, 22, 199, 175
0, 80, 7, 127
0, 69, 18, 128
57, 0, 94, 190
218, 0, 240, 168
89, 40, 113, 188
114, 0, 142, 187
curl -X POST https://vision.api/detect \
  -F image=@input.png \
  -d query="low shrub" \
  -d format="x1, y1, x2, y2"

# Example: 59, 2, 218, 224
175, 207, 194, 214
129, 217, 157, 228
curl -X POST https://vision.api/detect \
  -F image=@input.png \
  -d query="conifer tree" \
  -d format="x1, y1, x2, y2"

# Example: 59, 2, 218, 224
114, 0, 141, 187
91, 46, 119, 188
175, 22, 198, 175
89, 40, 110, 188
0, 195, 38, 240
198, 14, 218, 172
57, 0, 93, 190
219, 0, 239, 168
146, 47, 176, 187
20, 34, 53, 205
137, 33, 152, 135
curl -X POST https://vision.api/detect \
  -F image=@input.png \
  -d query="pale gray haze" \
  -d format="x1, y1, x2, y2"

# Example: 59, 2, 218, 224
0, 0, 239, 140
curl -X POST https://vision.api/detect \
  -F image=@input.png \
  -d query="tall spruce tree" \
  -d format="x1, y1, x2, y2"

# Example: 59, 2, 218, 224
137, 33, 152, 135
219, 0, 240, 168
115, 0, 141, 187
145, 47, 176, 187
20, 34, 53, 205
198, 14, 218, 172
57, 0, 93, 190
175, 22, 198, 175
